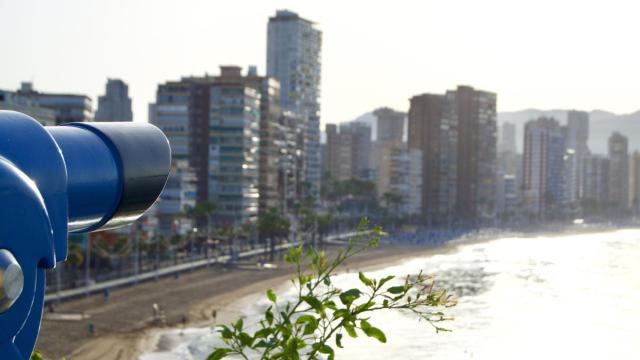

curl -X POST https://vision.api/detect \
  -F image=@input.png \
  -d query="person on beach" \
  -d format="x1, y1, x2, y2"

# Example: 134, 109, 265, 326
180, 314, 187, 335
212, 309, 217, 321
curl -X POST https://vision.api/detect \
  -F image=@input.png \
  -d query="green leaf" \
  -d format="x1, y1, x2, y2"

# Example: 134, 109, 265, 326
267, 288, 277, 303
339, 288, 361, 306
30, 352, 44, 360
239, 332, 254, 347
265, 307, 274, 325
314, 343, 335, 358
355, 301, 375, 313
254, 327, 272, 339
295, 314, 316, 325
387, 286, 406, 294
234, 318, 244, 330
336, 333, 344, 348
358, 272, 373, 286
207, 348, 233, 360
218, 325, 233, 340
378, 275, 395, 288
302, 296, 324, 312
303, 320, 318, 335
344, 323, 358, 338
324, 300, 337, 310
332, 309, 349, 319
365, 326, 387, 343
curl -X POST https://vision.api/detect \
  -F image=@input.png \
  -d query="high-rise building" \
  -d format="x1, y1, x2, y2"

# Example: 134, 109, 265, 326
278, 110, 305, 213
95, 79, 133, 122
408, 93, 456, 224
497, 174, 519, 221
522, 117, 566, 218
583, 155, 610, 212
324, 121, 371, 182
408, 86, 497, 224
608, 132, 629, 212
267, 10, 322, 197
565, 110, 590, 202
374, 107, 405, 142
324, 123, 351, 181
375, 141, 422, 215
325, 124, 339, 179
497, 151, 523, 219
214, 66, 286, 216
449, 86, 498, 222
149, 80, 196, 234
209, 67, 261, 224
342, 122, 372, 178
15, 82, 92, 124
152, 66, 299, 226
499, 122, 517, 153
629, 151, 640, 213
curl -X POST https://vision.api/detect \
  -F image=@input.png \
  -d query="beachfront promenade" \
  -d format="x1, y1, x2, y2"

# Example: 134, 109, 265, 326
45, 231, 361, 304
37, 241, 431, 359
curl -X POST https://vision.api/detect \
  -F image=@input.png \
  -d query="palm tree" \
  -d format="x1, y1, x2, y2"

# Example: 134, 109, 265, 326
184, 200, 217, 252
316, 211, 333, 247
258, 207, 291, 262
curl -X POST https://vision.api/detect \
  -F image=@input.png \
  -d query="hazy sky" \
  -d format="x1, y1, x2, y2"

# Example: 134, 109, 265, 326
1, 0, 639, 124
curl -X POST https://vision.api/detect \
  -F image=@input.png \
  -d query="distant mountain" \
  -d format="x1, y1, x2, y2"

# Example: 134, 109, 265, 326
498, 109, 640, 154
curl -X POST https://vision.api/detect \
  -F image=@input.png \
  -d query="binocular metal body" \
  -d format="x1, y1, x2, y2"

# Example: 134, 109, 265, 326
0, 110, 170, 359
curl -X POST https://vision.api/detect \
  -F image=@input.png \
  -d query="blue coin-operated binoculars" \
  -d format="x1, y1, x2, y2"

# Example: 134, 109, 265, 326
0, 110, 171, 359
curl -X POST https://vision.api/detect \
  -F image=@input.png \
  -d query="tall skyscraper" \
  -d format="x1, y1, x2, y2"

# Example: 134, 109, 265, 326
95, 79, 133, 121
408, 93, 456, 223
499, 122, 517, 153
449, 86, 498, 222
267, 10, 322, 197
608, 132, 629, 212
565, 110, 590, 202
522, 117, 566, 218
374, 107, 405, 142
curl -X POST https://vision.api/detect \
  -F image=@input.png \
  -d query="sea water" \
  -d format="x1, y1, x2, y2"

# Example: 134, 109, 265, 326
140, 229, 640, 359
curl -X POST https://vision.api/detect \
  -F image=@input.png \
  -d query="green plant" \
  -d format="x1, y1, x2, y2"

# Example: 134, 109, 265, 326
258, 208, 291, 261
209, 218, 456, 359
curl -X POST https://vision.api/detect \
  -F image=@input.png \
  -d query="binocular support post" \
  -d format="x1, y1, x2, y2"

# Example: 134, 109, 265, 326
0, 110, 171, 359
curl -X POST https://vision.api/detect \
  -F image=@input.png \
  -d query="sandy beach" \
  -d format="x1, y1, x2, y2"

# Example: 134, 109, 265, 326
35, 240, 467, 360
35, 223, 621, 360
